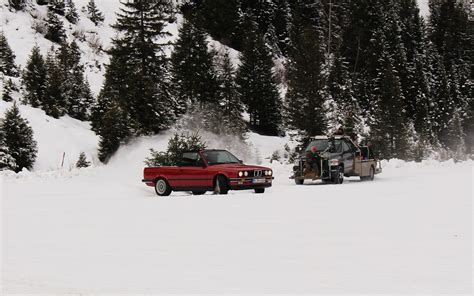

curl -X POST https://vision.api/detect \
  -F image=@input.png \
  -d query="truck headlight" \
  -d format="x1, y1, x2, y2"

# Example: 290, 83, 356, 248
329, 159, 339, 166
238, 171, 243, 177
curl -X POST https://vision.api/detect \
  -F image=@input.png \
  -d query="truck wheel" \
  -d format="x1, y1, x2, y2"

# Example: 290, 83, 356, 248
192, 191, 206, 195
214, 175, 229, 195
294, 179, 304, 185
254, 188, 265, 194
369, 166, 375, 181
333, 166, 344, 184
360, 166, 375, 181
155, 178, 172, 196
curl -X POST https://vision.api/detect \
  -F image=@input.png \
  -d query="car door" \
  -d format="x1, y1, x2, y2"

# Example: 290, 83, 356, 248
175, 152, 212, 189
341, 141, 355, 173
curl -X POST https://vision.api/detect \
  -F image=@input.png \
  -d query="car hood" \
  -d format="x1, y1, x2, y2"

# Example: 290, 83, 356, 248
209, 163, 271, 171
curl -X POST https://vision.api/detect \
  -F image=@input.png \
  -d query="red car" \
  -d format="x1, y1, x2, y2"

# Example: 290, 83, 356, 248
142, 149, 274, 196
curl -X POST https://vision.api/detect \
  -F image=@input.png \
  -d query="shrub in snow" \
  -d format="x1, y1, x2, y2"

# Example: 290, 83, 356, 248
270, 150, 281, 163
48, 0, 66, 16
65, 0, 79, 24
8, 0, 26, 11
1, 103, 38, 172
76, 152, 91, 168
44, 9, 66, 43
86, 0, 104, 26
2, 79, 14, 102
145, 131, 207, 167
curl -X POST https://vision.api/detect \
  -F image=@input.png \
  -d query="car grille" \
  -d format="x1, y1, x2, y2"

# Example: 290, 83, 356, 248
249, 170, 264, 177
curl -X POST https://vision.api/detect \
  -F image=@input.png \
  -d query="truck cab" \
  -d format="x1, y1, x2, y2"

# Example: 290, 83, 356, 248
291, 135, 381, 185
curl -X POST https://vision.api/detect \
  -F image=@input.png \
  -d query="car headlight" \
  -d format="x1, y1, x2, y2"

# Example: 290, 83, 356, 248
238, 171, 243, 177
244, 171, 248, 177
329, 159, 339, 166
268, 170, 272, 176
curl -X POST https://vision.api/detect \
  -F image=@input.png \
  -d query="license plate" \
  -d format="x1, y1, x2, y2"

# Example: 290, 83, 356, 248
253, 178, 265, 184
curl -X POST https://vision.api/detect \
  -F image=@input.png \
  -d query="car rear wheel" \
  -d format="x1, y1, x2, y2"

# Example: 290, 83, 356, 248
214, 175, 229, 195
155, 178, 172, 196
254, 188, 265, 194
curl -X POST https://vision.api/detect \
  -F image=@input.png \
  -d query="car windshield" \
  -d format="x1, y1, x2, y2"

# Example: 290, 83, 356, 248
202, 150, 240, 165
306, 139, 343, 153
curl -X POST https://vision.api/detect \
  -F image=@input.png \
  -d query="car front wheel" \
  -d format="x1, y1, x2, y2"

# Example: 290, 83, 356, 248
214, 175, 229, 195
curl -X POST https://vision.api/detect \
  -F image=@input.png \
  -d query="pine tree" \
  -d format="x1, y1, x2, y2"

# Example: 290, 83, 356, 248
0, 125, 16, 171
76, 152, 91, 168
8, 0, 26, 10
57, 41, 94, 120
216, 49, 246, 137
1, 103, 38, 172
2, 79, 14, 102
97, 101, 131, 163
236, 15, 282, 136
86, 0, 104, 25
49, 0, 66, 16
273, 0, 291, 56
370, 33, 411, 160
187, 0, 242, 49
94, 0, 175, 161
45, 9, 66, 43
22, 46, 47, 108
65, 0, 79, 24
171, 18, 219, 112
428, 0, 472, 153
44, 49, 65, 118
286, 1, 327, 139
0, 32, 19, 77
327, 53, 361, 138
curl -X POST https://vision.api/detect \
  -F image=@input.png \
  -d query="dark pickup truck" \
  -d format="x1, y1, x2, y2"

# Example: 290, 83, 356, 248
291, 135, 382, 184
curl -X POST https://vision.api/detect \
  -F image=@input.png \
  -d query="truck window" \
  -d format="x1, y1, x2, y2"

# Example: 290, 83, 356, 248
342, 142, 351, 153
180, 152, 202, 167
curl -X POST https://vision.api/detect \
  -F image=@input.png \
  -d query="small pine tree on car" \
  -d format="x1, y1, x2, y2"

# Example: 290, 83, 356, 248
145, 131, 207, 167
76, 152, 91, 168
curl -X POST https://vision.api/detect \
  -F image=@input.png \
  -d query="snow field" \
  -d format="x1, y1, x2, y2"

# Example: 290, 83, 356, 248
2, 133, 472, 294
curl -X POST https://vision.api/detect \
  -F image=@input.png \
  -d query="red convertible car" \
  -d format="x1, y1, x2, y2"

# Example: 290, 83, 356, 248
142, 149, 274, 196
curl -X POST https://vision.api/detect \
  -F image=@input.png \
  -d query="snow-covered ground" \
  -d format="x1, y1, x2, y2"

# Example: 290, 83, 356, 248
1, 133, 472, 294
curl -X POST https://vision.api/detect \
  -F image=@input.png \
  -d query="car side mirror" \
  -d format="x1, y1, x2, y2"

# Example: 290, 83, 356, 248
238, 159, 243, 164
